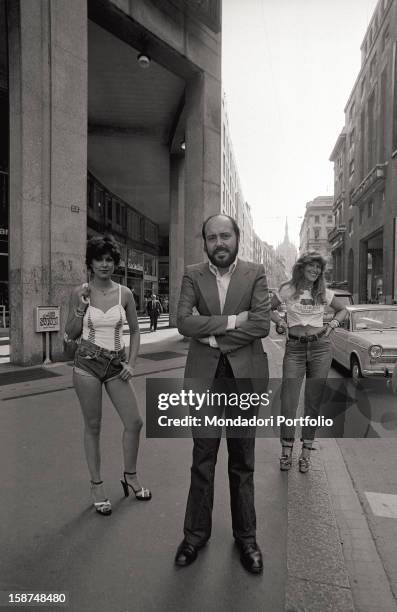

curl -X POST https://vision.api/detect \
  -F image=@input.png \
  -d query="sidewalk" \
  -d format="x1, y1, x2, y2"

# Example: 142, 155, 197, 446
0, 328, 396, 611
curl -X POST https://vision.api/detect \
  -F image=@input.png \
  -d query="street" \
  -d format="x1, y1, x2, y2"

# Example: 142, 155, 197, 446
1, 324, 397, 611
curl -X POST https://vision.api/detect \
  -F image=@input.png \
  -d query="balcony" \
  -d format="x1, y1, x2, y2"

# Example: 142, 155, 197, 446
351, 163, 387, 205
332, 192, 345, 213
328, 225, 347, 251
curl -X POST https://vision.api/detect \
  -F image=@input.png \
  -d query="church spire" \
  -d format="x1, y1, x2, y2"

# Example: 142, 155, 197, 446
284, 217, 289, 244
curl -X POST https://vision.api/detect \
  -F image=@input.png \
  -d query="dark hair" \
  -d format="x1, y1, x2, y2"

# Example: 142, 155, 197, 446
86, 234, 121, 270
280, 251, 327, 304
201, 214, 240, 242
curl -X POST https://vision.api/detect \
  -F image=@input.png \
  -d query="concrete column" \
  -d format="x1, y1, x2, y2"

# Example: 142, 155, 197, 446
184, 71, 221, 267
8, 0, 87, 364
169, 156, 185, 327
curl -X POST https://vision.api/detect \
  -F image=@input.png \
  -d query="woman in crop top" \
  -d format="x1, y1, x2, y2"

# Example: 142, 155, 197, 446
271, 252, 346, 473
65, 235, 151, 515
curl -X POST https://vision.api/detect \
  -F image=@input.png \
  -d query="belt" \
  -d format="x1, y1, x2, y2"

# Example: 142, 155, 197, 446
80, 338, 125, 357
288, 329, 327, 343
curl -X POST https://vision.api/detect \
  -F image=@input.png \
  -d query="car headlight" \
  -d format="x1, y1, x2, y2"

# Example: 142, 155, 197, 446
368, 345, 383, 359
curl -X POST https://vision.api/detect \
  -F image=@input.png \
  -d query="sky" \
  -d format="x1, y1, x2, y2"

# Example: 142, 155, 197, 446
222, 0, 379, 248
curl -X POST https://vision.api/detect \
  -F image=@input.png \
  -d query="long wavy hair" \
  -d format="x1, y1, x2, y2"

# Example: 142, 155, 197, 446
280, 252, 327, 305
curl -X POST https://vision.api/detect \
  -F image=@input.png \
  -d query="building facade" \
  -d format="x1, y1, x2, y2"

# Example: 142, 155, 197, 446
1, 0, 222, 364
299, 197, 334, 279
221, 93, 253, 260
329, 0, 397, 303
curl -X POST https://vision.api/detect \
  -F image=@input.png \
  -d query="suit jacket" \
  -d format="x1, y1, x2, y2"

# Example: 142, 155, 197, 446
147, 300, 162, 316
177, 259, 270, 393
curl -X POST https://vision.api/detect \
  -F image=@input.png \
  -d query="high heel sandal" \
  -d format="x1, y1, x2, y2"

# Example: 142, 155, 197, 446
120, 471, 152, 501
298, 444, 313, 473
90, 480, 112, 515
279, 442, 293, 471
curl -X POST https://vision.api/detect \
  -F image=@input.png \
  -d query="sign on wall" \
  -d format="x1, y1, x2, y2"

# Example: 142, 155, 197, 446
34, 307, 61, 332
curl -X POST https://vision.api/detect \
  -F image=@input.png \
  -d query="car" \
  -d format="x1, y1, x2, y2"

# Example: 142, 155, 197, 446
329, 305, 397, 383
324, 288, 354, 323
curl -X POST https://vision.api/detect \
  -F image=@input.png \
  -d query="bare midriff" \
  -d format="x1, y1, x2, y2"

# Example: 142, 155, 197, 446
288, 324, 327, 336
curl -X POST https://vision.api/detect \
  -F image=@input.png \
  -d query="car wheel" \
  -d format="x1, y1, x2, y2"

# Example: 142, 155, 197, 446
350, 356, 362, 385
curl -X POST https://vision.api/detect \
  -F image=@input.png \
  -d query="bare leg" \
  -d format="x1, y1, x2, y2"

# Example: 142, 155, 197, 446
105, 377, 146, 491
73, 370, 107, 503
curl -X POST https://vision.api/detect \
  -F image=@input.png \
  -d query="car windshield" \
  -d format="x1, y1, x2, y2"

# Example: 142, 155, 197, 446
352, 310, 397, 331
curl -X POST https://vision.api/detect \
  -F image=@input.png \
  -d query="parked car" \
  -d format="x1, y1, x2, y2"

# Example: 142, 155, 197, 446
324, 288, 354, 323
329, 305, 397, 383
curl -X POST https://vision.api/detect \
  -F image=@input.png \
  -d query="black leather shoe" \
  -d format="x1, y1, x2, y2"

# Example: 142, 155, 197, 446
174, 540, 199, 567
239, 542, 263, 574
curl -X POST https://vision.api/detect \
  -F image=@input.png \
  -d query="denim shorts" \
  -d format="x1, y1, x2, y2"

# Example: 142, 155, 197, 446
74, 339, 127, 383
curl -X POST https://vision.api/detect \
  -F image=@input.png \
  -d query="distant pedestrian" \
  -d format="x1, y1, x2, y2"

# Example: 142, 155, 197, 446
65, 234, 151, 516
146, 294, 162, 331
271, 251, 347, 473
163, 296, 169, 313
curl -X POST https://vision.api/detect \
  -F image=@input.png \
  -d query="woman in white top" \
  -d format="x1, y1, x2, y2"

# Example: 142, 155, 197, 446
271, 252, 346, 473
65, 235, 151, 515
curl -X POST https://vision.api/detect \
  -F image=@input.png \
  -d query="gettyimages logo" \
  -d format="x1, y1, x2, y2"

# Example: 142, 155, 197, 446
145, 378, 394, 438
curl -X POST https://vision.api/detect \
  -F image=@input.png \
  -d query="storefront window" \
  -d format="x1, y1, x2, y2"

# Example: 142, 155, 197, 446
144, 254, 156, 277
127, 249, 144, 272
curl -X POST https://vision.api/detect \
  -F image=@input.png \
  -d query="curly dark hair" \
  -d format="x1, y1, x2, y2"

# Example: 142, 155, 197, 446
280, 251, 327, 305
86, 234, 121, 270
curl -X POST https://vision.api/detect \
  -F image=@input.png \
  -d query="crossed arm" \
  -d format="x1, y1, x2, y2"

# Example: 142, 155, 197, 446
177, 266, 271, 352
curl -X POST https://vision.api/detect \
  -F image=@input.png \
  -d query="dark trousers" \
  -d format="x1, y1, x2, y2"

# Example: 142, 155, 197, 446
183, 354, 256, 547
149, 313, 159, 330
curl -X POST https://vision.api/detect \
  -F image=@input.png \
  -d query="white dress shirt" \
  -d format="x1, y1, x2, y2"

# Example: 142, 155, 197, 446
207, 258, 238, 347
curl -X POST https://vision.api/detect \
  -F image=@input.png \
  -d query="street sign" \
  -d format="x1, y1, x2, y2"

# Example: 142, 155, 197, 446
34, 307, 60, 332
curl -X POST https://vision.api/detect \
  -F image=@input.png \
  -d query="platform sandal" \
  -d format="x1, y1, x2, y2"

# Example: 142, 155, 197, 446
121, 471, 152, 501
298, 444, 313, 473
90, 480, 112, 515
279, 442, 293, 471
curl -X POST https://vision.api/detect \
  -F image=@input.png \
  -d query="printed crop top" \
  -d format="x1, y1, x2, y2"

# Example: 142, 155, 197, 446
273, 284, 335, 328
82, 284, 127, 351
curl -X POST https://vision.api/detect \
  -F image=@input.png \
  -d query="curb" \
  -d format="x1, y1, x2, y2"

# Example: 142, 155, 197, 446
321, 439, 397, 612
286, 445, 354, 612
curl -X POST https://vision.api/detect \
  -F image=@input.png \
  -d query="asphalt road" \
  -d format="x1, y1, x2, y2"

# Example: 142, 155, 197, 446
1, 326, 397, 611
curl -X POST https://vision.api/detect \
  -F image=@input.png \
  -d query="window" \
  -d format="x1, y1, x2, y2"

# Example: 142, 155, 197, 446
368, 201, 373, 218
349, 128, 355, 149
314, 215, 320, 224
359, 207, 363, 224
349, 160, 355, 176
370, 53, 377, 79
106, 196, 112, 221
361, 79, 365, 98
349, 102, 356, 122
121, 206, 127, 230
348, 219, 353, 235
382, 26, 390, 52
314, 228, 320, 241
327, 215, 333, 223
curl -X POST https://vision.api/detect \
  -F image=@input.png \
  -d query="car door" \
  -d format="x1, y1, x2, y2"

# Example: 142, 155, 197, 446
331, 314, 350, 369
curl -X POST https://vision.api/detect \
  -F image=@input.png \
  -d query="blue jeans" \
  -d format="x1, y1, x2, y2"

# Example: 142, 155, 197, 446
280, 335, 332, 442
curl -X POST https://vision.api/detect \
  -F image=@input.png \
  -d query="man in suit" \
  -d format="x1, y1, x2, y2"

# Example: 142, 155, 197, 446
147, 294, 162, 331
175, 214, 270, 573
